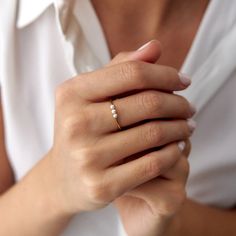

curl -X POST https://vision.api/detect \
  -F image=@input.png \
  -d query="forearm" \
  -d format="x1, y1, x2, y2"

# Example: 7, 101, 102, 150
168, 199, 236, 236
0, 154, 74, 236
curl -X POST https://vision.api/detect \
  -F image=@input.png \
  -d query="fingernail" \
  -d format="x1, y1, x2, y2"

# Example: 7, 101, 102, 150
137, 40, 154, 51
187, 119, 197, 133
178, 72, 191, 86
178, 141, 186, 152
190, 103, 197, 116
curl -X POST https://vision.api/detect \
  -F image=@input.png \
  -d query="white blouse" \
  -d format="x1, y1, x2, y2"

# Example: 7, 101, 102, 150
0, 0, 236, 235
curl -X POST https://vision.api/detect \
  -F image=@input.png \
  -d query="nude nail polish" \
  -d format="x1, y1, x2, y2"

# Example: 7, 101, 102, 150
190, 103, 197, 116
178, 72, 191, 86
187, 119, 197, 133
178, 141, 186, 152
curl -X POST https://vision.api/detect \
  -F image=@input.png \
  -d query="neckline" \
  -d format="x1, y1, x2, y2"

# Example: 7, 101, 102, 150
82, 0, 214, 71
180, 0, 214, 75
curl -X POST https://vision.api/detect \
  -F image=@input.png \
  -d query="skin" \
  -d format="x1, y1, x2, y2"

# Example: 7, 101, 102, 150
0, 1, 235, 236
0, 98, 15, 194
0, 41, 194, 235
91, 0, 236, 235
91, 0, 209, 69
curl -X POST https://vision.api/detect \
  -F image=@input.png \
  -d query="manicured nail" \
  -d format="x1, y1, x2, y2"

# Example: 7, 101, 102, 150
178, 72, 191, 86
190, 103, 197, 116
137, 40, 154, 51
178, 141, 186, 152
187, 119, 197, 133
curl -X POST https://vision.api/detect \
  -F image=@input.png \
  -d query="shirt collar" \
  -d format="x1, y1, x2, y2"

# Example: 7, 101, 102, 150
17, 0, 54, 28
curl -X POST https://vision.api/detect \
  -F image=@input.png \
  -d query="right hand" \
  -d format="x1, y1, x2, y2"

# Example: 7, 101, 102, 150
48, 40, 195, 215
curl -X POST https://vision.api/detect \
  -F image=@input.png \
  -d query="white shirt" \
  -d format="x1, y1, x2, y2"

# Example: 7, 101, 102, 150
0, 0, 236, 235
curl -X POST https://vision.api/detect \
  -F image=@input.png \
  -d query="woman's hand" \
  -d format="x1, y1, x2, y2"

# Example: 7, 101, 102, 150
46, 40, 195, 217
114, 140, 191, 236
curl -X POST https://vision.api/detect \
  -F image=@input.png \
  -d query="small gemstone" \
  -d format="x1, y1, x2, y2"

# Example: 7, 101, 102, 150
110, 104, 115, 109
113, 114, 118, 118
111, 109, 116, 114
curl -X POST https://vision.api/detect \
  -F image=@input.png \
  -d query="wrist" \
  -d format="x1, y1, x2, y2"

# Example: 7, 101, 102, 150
0, 151, 76, 235
23, 151, 76, 223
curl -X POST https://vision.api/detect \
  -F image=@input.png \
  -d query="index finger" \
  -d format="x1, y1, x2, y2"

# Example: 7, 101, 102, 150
71, 61, 191, 101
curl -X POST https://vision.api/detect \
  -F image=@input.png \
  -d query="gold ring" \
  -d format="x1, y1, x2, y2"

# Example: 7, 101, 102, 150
109, 99, 122, 130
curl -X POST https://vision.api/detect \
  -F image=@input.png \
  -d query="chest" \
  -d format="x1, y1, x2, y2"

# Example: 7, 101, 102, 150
108, 25, 201, 71
94, 5, 208, 71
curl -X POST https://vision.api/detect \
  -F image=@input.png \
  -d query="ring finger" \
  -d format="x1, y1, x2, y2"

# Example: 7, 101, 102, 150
94, 120, 194, 168
87, 90, 195, 134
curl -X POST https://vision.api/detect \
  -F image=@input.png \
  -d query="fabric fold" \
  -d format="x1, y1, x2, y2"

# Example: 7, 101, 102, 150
177, 24, 236, 115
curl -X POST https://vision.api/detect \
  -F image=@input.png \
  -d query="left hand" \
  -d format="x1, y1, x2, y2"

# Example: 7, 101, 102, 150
114, 139, 191, 236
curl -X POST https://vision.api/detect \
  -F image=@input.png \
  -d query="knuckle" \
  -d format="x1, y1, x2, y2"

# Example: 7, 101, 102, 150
55, 82, 75, 107
74, 148, 97, 169
63, 112, 90, 138
143, 156, 162, 179
121, 61, 146, 87
84, 174, 111, 204
144, 122, 164, 146
138, 91, 163, 116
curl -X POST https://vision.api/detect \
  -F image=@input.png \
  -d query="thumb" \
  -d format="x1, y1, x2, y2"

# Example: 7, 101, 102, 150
108, 40, 162, 66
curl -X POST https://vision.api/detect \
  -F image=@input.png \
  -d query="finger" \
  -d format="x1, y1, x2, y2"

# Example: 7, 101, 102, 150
161, 139, 191, 183
95, 120, 194, 167
108, 40, 162, 66
87, 90, 195, 134
105, 142, 182, 199
183, 139, 191, 157
161, 157, 190, 184
71, 62, 191, 102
